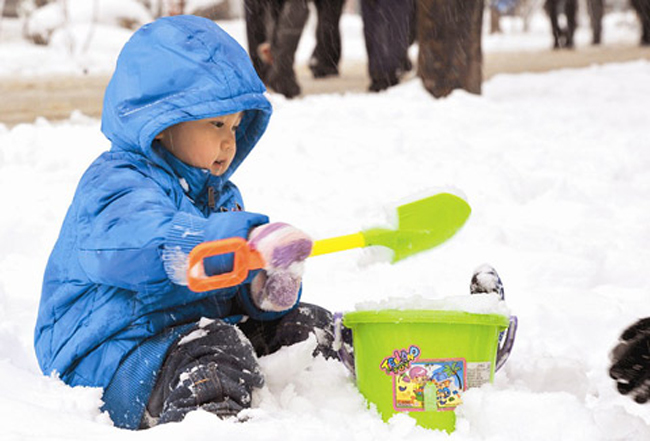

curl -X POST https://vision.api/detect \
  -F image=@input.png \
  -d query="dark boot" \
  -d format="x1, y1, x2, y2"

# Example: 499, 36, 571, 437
470, 264, 505, 300
266, 69, 302, 98
368, 76, 399, 92
238, 302, 344, 360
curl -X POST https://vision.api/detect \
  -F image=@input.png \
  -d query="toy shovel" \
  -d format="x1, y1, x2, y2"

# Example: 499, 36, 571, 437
187, 192, 471, 292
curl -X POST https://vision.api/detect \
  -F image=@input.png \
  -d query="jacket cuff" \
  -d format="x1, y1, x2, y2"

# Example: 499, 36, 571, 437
202, 211, 269, 276
236, 283, 303, 321
162, 212, 207, 285
162, 211, 269, 286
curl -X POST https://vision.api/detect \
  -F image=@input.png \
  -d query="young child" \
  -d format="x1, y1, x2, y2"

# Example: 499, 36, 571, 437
34, 15, 339, 430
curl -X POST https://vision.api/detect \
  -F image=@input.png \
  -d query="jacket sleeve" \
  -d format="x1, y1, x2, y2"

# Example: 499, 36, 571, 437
163, 210, 269, 283
166, 212, 301, 321
76, 160, 268, 295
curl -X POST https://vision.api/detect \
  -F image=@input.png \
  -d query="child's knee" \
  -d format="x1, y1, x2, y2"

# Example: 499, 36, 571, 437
147, 320, 264, 426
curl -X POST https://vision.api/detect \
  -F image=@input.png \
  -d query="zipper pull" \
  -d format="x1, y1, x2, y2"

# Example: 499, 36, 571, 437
208, 187, 216, 210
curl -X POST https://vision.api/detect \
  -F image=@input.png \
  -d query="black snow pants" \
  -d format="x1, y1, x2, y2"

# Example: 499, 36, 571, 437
142, 303, 341, 427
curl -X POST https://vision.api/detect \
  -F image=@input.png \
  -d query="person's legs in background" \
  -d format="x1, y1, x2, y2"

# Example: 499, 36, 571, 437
360, 0, 414, 92
266, 0, 310, 98
632, 0, 650, 46
309, 0, 345, 78
244, 0, 274, 81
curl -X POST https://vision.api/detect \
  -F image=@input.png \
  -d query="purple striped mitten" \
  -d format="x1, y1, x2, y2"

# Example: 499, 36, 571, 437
248, 222, 313, 312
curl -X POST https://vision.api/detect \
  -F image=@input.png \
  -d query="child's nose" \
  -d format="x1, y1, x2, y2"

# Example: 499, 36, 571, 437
222, 133, 236, 150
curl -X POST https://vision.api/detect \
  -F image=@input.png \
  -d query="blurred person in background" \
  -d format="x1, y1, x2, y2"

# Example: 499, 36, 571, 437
587, 0, 604, 45
544, 0, 578, 49
631, 0, 650, 46
360, 0, 416, 92
244, 0, 344, 98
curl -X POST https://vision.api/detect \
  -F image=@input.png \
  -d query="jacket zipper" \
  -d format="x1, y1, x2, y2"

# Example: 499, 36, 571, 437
208, 187, 216, 211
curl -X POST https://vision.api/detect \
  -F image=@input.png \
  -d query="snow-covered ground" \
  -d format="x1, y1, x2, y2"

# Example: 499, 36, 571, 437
2, 6, 650, 441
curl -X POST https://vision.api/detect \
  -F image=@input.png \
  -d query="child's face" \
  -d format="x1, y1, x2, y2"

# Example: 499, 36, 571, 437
158, 112, 244, 176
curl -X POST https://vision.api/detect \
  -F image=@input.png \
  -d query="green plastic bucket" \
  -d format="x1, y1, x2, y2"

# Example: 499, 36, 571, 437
343, 309, 509, 433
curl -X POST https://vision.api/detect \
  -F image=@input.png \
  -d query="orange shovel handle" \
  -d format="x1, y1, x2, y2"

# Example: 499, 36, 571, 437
187, 237, 265, 292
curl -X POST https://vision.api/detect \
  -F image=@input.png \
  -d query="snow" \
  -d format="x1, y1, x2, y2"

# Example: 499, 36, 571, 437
178, 329, 209, 346
2, 6, 650, 441
23, 0, 152, 47
354, 294, 511, 318
186, 0, 227, 12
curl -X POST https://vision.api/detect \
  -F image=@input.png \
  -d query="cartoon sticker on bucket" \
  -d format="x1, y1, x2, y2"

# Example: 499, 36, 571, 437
380, 345, 466, 412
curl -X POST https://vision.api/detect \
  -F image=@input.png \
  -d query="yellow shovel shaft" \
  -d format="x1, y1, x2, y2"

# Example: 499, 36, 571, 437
310, 232, 366, 257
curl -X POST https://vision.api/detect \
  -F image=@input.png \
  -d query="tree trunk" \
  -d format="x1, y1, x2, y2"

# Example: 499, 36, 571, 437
490, 7, 502, 34
417, 0, 483, 98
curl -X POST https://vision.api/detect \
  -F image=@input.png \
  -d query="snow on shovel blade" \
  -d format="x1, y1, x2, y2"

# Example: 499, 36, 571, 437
361, 192, 471, 262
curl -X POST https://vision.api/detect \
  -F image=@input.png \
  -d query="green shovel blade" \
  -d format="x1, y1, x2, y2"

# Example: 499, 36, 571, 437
362, 192, 471, 262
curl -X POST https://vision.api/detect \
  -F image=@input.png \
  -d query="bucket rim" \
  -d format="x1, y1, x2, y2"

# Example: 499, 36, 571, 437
343, 309, 510, 328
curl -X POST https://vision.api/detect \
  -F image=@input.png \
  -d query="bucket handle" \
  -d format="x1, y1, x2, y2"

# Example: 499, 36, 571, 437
495, 315, 518, 372
333, 312, 355, 376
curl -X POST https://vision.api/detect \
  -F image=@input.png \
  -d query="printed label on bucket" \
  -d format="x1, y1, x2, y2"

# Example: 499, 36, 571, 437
380, 345, 466, 412
467, 362, 492, 388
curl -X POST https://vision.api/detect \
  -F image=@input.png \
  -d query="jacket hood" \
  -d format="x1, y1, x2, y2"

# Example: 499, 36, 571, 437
101, 15, 271, 180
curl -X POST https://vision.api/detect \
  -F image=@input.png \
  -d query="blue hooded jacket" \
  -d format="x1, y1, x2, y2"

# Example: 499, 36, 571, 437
34, 16, 287, 429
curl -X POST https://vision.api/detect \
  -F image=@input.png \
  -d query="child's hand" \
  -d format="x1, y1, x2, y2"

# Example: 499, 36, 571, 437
610, 317, 650, 403
250, 270, 302, 312
248, 222, 313, 271
247, 223, 313, 312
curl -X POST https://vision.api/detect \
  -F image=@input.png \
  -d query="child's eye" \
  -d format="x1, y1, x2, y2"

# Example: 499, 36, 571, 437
232, 125, 239, 132
211, 121, 225, 128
